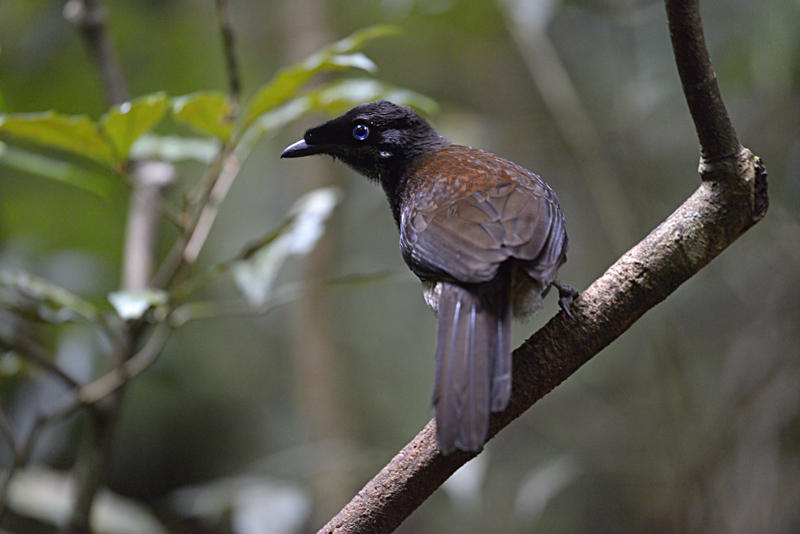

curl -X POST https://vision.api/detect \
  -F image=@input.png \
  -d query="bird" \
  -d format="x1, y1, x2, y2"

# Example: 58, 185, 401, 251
281, 101, 576, 454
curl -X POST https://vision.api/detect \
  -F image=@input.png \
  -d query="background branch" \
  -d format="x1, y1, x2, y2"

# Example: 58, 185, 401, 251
182, 0, 246, 264
0, 334, 81, 389
122, 161, 176, 290
0, 403, 19, 518
215, 0, 242, 106
181, 151, 242, 264
63, 0, 129, 105
319, 0, 768, 531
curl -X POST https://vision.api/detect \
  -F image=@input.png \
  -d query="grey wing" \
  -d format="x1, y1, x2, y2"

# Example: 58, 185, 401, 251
400, 181, 568, 285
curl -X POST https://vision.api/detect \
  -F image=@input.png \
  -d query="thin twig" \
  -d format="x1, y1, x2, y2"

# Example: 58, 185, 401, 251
160, 198, 189, 231
215, 0, 242, 105
151, 147, 241, 288
63, 0, 129, 105
151, 150, 227, 289
11, 323, 170, 468
0, 466, 15, 520
171, 283, 304, 326
0, 402, 19, 518
0, 334, 82, 389
0, 395, 84, 520
182, 151, 242, 264
0, 320, 173, 523
665, 0, 740, 164
153, 0, 246, 286
77, 322, 173, 405
152, 131, 255, 288
0, 403, 18, 457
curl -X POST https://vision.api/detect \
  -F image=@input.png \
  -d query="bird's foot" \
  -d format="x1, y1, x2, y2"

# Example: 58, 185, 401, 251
553, 280, 579, 320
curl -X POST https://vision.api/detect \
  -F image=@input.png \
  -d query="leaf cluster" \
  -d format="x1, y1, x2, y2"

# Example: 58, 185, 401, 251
0, 25, 434, 196
0, 28, 436, 527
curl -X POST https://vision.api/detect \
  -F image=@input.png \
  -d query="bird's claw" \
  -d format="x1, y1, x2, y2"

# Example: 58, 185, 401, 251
553, 280, 579, 320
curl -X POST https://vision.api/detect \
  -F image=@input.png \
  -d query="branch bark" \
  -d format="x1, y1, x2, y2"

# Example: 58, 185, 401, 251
666, 0, 740, 163
318, 1, 768, 532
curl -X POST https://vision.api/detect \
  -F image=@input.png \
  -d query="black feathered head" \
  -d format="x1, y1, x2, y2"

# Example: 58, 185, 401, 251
281, 101, 447, 182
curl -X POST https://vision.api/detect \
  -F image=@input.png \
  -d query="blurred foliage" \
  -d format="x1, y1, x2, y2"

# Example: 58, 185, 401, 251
0, 1, 799, 533
0, 268, 98, 324
244, 25, 401, 125
172, 92, 235, 141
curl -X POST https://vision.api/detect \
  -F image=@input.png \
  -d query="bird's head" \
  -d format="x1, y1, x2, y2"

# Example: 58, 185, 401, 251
281, 101, 447, 183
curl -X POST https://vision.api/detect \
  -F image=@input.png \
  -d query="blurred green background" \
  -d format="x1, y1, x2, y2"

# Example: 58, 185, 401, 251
1, 0, 799, 533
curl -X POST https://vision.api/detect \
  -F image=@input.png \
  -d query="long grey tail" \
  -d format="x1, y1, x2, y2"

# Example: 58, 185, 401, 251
432, 277, 512, 454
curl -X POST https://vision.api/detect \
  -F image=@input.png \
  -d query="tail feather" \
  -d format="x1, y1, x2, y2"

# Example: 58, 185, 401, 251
433, 278, 512, 454
491, 286, 512, 412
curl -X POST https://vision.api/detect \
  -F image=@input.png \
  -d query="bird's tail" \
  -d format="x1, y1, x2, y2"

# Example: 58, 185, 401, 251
432, 275, 512, 454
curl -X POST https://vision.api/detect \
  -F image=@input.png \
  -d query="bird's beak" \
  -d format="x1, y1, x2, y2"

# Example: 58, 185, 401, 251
280, 139, 325, 158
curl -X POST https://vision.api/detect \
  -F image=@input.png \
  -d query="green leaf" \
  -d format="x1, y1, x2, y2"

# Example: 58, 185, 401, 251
329, 25, 402, 53
108, 289, 169, 320
245, 54, 375, 126
245, 25, 400, 125
0, 268, 99, 323
0, 141, 113, 197
242, 79, 437, 150
0, 111, 115, 166
171, 92, 233, 141
244, 98, 312, 141
130, 134, 220, 164
307, 78, 438, 116
100, 92, 169, 159
232, 187, 341, 306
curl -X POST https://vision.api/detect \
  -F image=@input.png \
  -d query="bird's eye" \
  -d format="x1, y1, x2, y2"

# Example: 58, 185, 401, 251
352, 123, 370, 141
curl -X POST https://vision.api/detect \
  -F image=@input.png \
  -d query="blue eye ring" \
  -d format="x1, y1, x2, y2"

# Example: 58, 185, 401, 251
352, 123, 370, 141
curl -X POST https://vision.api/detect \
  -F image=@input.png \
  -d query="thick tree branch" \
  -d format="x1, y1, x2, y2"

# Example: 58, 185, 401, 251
319, 1, 768, 532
